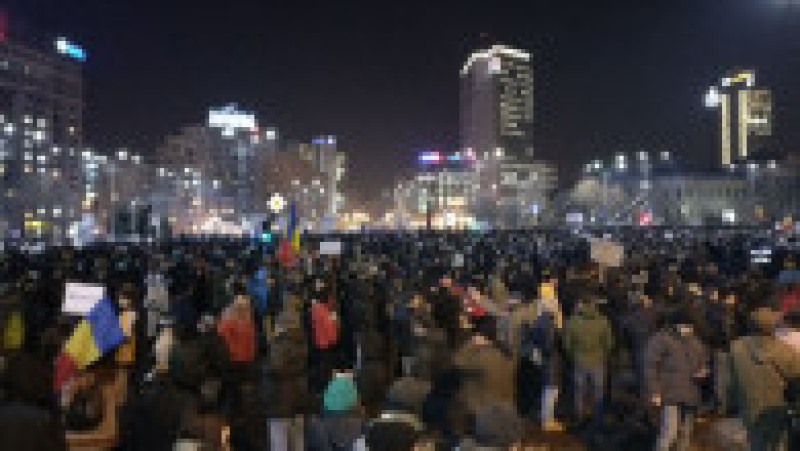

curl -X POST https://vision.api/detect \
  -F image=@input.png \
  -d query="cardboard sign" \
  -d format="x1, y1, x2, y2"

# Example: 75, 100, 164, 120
319, 240, 343, 256
63, 282, 106, 315
590, 239, 624, 268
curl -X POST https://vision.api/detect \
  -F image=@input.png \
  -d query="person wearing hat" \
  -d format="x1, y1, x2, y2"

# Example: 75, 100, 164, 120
727, 305, 800, 451
644, 308, 709, 451
307, 369, 366, 450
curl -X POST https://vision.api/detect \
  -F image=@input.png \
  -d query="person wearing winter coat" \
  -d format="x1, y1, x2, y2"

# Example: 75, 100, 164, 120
530, 310, 564, 432
451, 315, 515, 434
265, 312, 310, 451
307, 369, 367, 451
727, 306, 800, 451
620, 293, 660, 393
705, 290, 746, 413
563, 298, 614, 423
644, 309, 709, 451
0, 352, 66, 451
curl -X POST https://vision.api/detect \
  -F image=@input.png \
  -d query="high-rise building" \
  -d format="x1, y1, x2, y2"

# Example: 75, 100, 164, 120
156, 105, 279, 230
0, 21, 85, 242
705, 70, 772, 166
460, 44, 534, 161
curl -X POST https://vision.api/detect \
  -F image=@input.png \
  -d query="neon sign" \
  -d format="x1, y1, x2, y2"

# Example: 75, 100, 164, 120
55, 37, 86, 61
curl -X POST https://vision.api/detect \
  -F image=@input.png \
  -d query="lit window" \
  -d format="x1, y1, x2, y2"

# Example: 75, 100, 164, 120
38, 167, 46, 174
24, 164, 32, 173
4, 123, 13, 135
68, 126, 76, 135
0, 164, 4, 174
37, 208, 46, 215
23, 115, 32, 124
52, 146, 60, 155
37, 118, 47, 128
37, 155, 47, 163
24, 152, 33, 161
33, 130, 45, 141
25, 211, 33, 219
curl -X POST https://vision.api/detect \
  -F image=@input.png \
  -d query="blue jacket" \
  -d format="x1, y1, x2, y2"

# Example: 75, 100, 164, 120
247, 267, 270, 315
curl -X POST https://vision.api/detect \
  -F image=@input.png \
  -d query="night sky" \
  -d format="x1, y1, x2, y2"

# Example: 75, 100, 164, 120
5, 0, 800, 199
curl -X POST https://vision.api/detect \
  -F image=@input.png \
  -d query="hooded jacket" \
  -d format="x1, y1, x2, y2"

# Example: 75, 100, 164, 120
644, 327, 708, 406
563, 303, 614, 367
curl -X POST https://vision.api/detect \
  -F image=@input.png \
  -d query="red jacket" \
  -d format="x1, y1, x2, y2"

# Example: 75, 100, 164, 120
780, 287, 800, 315
311, 300, 339, 350
217, 317, 256, 362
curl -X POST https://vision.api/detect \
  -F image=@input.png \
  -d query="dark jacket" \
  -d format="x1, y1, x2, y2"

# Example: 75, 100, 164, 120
529, 311, 562, 385
704, 303, 745, 350
621, 305, 658, 356
306, 414, 364, 451
0, 403, 66, 451
452, 337, 515, 415
265, 327, 310, 418
644, 328, 708, 406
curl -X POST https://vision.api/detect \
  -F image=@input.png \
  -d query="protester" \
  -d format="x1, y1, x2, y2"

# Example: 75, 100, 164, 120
563, 297, 615, 425
728, 306, 800, 451
645, 309, 709, 451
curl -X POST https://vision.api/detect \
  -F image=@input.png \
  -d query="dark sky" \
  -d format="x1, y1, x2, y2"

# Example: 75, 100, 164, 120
6, 0, 800, 197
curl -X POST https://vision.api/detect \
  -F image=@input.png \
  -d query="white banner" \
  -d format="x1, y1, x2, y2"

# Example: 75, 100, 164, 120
63, 282, 106, 315
319, 240, 343, 256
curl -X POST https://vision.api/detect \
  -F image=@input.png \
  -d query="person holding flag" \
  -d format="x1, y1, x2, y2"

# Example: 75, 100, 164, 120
53, 297, 125, 393
278, 200, 301, 269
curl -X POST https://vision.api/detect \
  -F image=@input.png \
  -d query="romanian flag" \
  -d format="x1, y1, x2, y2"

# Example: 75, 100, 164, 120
54, 297, 124, 391
278, 201, 300, 267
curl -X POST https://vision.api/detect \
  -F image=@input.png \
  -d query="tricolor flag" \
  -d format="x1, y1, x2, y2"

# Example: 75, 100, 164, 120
54, 297, 124, 391
278, 200, 300, 267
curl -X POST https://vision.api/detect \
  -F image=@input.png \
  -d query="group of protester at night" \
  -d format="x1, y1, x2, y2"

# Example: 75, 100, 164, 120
1, 228, 799, 450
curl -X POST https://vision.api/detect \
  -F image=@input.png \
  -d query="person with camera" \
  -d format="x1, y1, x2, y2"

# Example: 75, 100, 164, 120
728, 306, 800, 451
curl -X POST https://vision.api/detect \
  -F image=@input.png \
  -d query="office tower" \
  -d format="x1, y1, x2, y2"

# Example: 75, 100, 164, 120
705, 70, 772, 166
0, 21, 84, 242
460, 44, 534, 162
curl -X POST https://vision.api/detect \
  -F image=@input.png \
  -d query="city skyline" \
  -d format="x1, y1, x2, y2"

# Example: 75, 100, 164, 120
4, 0, 800, 197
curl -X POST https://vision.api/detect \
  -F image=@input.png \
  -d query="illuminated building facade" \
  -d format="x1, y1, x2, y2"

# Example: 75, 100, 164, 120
705, 70, 772, 166
564, 152, 798, 226
0, 28, 84, 243
156, 105, 279, 230
460, 44, 534, 162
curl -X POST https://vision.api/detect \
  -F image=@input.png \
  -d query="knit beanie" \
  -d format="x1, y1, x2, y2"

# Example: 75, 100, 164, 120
323, 373, 358, 413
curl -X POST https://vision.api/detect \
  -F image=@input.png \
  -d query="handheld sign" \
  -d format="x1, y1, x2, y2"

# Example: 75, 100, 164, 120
590, 239, 624, 268
63, 282, 106, 315
319, 240, 343, 256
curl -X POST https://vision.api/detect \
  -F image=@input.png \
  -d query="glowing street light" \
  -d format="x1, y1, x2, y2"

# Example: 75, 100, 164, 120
269, 193, 286, 213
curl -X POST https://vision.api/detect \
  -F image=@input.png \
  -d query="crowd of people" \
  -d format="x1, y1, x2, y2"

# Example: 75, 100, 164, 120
0, 228, 799, 450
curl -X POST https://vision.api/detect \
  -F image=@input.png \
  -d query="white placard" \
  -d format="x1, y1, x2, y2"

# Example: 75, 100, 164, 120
63, 282, 106, 315
319, 240, 343, 256
453, 253, 465, 268
590, 239, 624, 268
